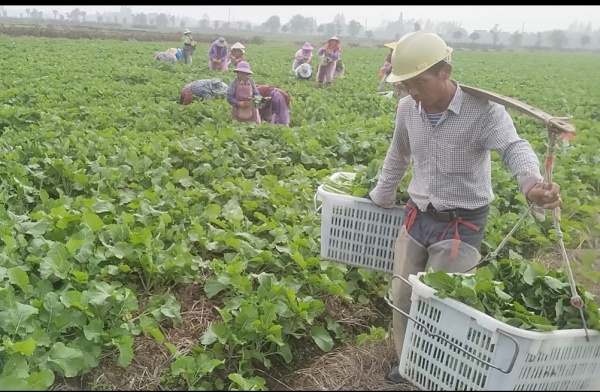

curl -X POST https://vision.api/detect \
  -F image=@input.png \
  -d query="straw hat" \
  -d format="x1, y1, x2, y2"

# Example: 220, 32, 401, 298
384, 41, 398, 50
231, 42, 245, 50
234, 61, 254, 74
328, 36, 340, 42
183, 29, 191, 35
302, 42, 313, 50
297, 63, 312, 78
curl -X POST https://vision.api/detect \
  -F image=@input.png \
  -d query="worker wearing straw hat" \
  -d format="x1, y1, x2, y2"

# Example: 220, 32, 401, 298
166, 47, 183, 62
295, 63, 313, 80
228, 42, 246, 68
154, 50, 177, 64
292, 42, 314, 72
208, 37, 229, 71
181, 29, 196, 65
226, 61, 262, 123
316, 36, 341, 87
256, 85, 291, 126
368, 30, 562, 385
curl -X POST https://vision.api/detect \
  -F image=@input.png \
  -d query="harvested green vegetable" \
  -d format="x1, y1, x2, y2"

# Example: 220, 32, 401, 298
321, 161, 409, 203
420, 257, 600, 332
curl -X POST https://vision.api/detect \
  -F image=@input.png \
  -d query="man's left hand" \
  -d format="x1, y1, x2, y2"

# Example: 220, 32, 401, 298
527, 182, 562, 209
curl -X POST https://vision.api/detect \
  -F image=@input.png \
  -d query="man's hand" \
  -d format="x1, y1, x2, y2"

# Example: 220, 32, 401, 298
527, 182, 562, 209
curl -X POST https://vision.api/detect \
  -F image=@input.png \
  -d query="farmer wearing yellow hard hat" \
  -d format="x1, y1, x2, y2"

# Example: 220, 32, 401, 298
368, 30, 562, 385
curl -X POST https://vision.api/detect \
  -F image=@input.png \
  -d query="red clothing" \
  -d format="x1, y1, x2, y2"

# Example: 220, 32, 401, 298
256, 85, 291, 106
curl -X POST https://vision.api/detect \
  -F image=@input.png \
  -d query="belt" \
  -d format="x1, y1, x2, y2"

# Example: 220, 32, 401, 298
425, 203, 489, 222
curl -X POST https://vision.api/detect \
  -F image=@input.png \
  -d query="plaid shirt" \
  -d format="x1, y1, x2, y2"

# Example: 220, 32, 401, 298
183, 79, 227, 100
369, 81, 543, 211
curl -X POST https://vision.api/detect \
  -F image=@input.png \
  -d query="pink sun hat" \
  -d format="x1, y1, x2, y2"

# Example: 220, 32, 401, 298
302, 42, 313, 50
234, 61, 254, 74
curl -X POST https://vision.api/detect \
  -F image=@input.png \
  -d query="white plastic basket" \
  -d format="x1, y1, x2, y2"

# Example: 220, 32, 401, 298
395, 273, 600, 391
314, 172, 405, 274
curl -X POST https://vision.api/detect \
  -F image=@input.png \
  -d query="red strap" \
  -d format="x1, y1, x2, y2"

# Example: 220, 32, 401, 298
440, 218, 481, 260
405, 203, 418, 233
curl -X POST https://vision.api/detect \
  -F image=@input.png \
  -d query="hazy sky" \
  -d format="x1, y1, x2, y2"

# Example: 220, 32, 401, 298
7, 6, 600, 33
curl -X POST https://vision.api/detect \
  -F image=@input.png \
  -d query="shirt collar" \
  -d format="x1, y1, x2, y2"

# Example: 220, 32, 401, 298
447, 80, 463, 115
412, 79, 464, 115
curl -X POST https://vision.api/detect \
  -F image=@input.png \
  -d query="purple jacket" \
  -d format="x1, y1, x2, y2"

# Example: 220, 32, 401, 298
317, 47, 340, 61
208, 42, 228, 61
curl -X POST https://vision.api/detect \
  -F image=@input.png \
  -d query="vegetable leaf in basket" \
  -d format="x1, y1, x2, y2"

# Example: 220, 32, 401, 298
321, 159, 409, 203
419, 257, 600, 332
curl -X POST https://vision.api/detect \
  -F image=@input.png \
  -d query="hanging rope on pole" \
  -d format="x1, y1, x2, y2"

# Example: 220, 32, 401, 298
457, 85, 587, 339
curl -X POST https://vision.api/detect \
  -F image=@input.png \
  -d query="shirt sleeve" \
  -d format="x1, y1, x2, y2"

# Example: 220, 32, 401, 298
330, 50, 340, 61
369, 105, 412, 208
478, 103, 543, 195
208, 43, 216, 57
227, 79, 238, 106
317, 47, 325, 56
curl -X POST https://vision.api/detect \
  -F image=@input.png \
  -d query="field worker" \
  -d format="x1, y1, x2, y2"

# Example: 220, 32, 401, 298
256, 85, 291, 126
209, 37, 229, 71
367, 30, 562, 385
165, 47, 184, 62
178, 78, 229, 105
154, 50, 177, 64
316, 36, 341, 87
292, 42, 313, 72
295, 62, 313, 80
378, 41, 397, 91
181, 29, 196, 65
227, 61, 261, 124
228, 42, 246, 68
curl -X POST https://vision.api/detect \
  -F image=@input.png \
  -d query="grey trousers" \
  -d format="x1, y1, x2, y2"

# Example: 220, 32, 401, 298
391, 200, 489, 363
183, 48, 193, 65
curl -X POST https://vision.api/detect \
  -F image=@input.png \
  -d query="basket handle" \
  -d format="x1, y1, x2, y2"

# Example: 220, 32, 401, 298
314, 191, 322, 214
384, 274, 520, 375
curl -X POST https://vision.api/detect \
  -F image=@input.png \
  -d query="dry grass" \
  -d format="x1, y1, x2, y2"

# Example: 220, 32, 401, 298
282, 339, 418, 391
51, 282, 221, 391
50, 281, 410, 391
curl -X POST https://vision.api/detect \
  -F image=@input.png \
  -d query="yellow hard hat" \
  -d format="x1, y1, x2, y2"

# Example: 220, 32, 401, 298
386, 30, 453, 83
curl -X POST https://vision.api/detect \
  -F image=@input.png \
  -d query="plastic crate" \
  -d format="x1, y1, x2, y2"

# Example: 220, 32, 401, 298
314, 172, 405, 274
398, 273, 600, 391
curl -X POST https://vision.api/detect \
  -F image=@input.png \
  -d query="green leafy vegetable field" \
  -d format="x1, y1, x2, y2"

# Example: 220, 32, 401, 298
0, 36, 599, 390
